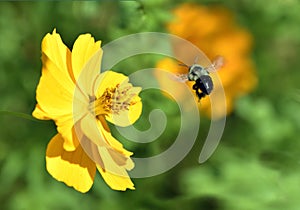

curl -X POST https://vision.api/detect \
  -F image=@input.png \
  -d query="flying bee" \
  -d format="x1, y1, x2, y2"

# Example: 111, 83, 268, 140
176, 55, 224, 101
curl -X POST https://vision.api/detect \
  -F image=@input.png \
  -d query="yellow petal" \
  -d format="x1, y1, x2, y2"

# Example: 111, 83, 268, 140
79, 113, 133, 157
41, 29, 75, 88
96, 146, 133, 174
97, 116, 133, 157
97, 161, 135, 191
79, 113, 107, 148
78, 114, 134, 170
55, 116, 80, 151
33, 66, 79, 151
34, 29, 91, 151
71, 34, 102, 81
33, 63, 80, 150
46, 134, 96, 193
75, 49, 103, 99
78, 112, 130, 169
96, 120, 135, 185
106, 96, 142, 127
76, 117, 135, 190
76, 112, 135, 191
34, 59, 74, 117
94, 71, 128, 99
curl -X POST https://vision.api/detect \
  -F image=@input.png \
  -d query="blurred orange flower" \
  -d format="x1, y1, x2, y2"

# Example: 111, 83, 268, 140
156, 3, 257, 118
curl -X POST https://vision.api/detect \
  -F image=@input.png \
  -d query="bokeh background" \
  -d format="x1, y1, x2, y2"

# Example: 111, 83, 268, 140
1, 0, 300, 210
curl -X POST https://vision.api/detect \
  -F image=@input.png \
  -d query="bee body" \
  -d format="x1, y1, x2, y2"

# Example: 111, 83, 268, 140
177, 56, 224, 101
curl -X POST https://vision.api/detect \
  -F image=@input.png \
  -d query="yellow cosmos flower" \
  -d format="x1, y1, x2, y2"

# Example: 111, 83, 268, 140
32, 29, 142, 192
156, 3, 257, 118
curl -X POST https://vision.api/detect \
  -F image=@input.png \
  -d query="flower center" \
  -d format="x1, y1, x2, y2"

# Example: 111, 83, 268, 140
88, 83, 139, 117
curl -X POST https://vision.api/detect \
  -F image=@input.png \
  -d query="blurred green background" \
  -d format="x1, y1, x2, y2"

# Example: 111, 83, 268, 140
1, 0, 300, 210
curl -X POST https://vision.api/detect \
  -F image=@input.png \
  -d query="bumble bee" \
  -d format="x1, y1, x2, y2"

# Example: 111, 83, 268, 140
176, 56, 224, 101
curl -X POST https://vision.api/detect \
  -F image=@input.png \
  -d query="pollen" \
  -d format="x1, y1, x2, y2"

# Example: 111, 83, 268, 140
89, 82, 140, 117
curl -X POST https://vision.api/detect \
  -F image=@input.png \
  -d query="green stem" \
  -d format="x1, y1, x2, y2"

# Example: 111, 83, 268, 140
0, 110, 43, 122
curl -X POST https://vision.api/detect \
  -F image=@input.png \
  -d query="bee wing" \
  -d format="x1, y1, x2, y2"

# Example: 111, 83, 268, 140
204, 65, 217, 73
171, 73, 189, 83
178, 63, 189, 68
205, 55, 225, 73
167, 62, 189, 82
212, 55, 225, 69
194, 56, 199, 64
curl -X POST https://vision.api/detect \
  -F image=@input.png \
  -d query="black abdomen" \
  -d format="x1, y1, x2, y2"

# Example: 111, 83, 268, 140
197, 75, 213, 95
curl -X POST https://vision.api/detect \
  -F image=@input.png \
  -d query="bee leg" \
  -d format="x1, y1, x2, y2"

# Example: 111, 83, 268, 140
193, 87, 206, 102
195, 89, 206, 101
192, 83, 198, 90
193, 79, 206, 101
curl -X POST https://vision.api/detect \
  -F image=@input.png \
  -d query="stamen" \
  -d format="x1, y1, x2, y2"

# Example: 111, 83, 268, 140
88, 82, 139, 117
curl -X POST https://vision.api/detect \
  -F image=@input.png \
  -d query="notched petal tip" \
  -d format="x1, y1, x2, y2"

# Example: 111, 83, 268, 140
71, 33, 102, 82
